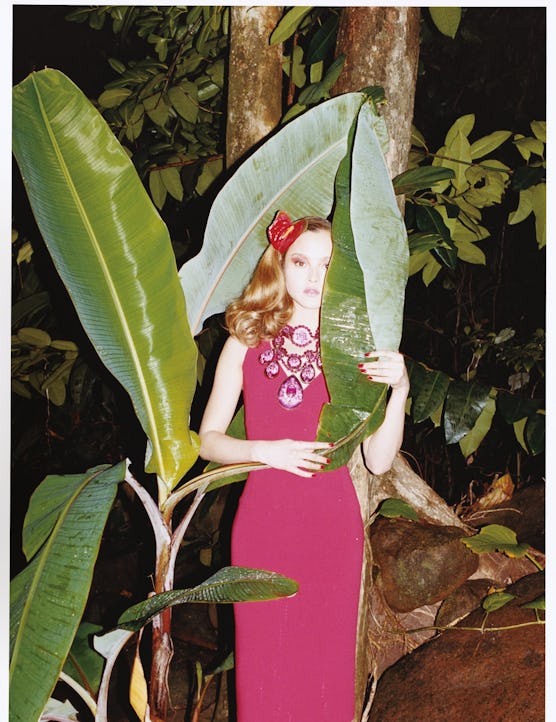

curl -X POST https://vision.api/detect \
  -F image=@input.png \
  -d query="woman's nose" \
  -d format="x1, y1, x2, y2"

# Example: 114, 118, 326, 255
308, 265, 319, 283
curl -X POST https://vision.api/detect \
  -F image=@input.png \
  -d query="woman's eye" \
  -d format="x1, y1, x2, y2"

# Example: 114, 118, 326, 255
293, 259, 305, 267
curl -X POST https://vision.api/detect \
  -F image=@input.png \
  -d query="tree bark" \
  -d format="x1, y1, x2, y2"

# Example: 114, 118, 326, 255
226, 6, 283, 168
332, 6, 421, 181
330, 9, 423, 719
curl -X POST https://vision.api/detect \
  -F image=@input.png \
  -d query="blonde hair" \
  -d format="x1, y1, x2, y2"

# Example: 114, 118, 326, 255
226, 216, 331, 347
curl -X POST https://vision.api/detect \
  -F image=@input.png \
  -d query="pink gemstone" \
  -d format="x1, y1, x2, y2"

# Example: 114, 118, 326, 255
265, 361, 280, 378
292, 325, 311, 346
259, 348, 274, 364
277, 375, 303, 409
300, 365, 315, 383
286, 353, 302, 370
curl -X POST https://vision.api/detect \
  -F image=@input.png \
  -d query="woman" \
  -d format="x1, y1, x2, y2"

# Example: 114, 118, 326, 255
199, 212, 409, 721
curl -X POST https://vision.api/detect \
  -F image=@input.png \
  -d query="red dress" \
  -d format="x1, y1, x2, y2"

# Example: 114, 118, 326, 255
231, 340, 364, 722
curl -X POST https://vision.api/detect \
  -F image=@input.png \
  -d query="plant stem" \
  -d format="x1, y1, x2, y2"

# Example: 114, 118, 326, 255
387, 619, 544, 636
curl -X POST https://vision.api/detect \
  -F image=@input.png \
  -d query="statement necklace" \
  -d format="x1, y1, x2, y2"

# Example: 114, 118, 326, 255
258, 324, 322, 409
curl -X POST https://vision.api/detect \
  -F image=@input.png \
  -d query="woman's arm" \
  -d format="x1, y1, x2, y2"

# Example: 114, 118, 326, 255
358, 350, 410, 475
198, 336, 331, 477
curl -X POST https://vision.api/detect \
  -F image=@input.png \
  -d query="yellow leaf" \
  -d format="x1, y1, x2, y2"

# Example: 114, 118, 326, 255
411, 125, 427, 150
149, 169, 167, 210
513, 417, 528, 452
130, 642, 150, 721
530, 120, 546, 143
452, 219, 490, 243
530, 183, 546, 248
508, 188, 533, 226
445, 114, 475, 145
429, 401, 443, 428
446, 131, 472, 193
454, 239, 486, 265
475, 471, 514, 510
422, 256, 441, 286
17, 327, 52, 347
17, 240, 34, 265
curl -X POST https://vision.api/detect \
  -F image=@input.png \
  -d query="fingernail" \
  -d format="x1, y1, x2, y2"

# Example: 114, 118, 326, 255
328, 443, 334, 447
357, 363, 364, 368
326, 459, 331, 464
367, 375, 373, 380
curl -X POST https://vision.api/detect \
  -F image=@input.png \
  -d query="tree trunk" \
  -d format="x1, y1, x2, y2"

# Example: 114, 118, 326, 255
330, 8, 423, 719
332, 6, 421, 181
226, 6, 283, 168
349, 449, 467, 720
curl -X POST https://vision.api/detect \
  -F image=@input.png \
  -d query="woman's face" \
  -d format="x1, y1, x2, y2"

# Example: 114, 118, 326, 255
283, 228, 332, 313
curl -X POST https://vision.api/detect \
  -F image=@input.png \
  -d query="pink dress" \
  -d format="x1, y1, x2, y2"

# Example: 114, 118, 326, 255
231, 340, 364, 722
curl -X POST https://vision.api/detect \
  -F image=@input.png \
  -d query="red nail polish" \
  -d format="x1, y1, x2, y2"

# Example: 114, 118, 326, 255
326, 459, 331, 464
367, 375, 373, 380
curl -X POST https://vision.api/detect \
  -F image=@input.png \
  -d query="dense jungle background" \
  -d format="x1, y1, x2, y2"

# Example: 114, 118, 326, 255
11, 6, 546, 722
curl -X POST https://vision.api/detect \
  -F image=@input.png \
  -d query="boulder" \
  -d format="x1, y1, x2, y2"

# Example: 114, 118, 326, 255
370, 516, 479, 613
368, 572, 544, 722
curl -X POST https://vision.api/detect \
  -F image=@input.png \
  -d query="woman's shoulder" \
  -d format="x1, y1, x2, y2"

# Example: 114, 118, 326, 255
223, 333, 248, 352
220, 335, 250, 366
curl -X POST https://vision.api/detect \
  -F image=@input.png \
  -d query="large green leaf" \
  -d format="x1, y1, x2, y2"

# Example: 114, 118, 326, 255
350, 102, 408, 351
408, 362, 451, 424
12, 69, 199, 491
179, 92, 368, 335
10, 462, 125, 722
416, 205, 457, 270
429, 6, 462, 38
117, 566, 299, 631
318, 98, 408, 459
525, 411, 545, 456
317, 111, 388, 464
444, 379, 492, 445
63, 622, 105, 696
392, 166, 455, 195
459, 391, 497, 457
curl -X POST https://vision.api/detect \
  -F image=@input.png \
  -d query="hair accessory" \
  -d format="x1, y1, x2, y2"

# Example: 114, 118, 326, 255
258, 324, 321, 409
267, 211, 308, 253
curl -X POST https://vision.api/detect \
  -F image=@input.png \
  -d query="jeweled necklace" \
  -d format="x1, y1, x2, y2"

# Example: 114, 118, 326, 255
258, 324, 322, 409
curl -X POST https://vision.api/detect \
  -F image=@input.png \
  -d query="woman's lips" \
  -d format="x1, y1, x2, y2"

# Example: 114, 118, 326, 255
304, 288, 320, 296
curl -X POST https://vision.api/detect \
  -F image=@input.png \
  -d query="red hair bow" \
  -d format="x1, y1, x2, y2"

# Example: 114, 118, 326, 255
267, 211, 307, 253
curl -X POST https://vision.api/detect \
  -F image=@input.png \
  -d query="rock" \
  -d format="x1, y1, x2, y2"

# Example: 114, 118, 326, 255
370, 516, 479, 612
435, 578, 494, 628
368, 572, 544, 722
465, 484, 545, 552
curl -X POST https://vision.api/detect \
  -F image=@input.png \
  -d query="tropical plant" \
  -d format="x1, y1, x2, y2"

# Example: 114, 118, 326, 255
62, 5, 545, 475
10, 6, 545, 719
10, 68, 293, 722
395, 113, 545, 474
66, 5, 229, 210
11, 69, 408, 722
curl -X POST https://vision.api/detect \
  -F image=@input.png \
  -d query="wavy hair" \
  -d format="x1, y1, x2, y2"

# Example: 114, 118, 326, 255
225, 216, 331, 347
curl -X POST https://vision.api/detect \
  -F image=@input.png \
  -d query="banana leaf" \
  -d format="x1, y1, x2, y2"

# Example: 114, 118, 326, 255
351, 102, 408, 351
12, 69, 199, 492
317, 101, 408, 463
117, 566, 299, 632
179, 91, 368, 335
9, 462, 125, 722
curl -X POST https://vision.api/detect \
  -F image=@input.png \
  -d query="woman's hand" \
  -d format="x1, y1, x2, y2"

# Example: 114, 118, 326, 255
358, 350, 409, 393
252, 439, 333, 478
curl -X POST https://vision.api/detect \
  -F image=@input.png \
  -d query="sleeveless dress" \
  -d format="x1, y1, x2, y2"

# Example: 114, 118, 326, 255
231, 340, 364, 722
